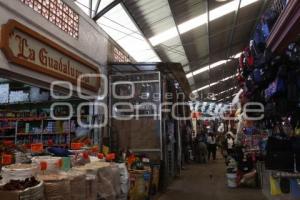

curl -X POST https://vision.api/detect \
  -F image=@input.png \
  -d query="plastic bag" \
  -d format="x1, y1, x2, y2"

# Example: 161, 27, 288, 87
270, 176, 282, 196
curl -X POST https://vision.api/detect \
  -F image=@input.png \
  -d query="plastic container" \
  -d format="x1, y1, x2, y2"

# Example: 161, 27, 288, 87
226, 173, 237, 188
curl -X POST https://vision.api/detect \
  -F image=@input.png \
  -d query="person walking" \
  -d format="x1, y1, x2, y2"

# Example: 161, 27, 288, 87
207, 132, 217, 161
225, 133, 235, 157
195, 132, 208, 163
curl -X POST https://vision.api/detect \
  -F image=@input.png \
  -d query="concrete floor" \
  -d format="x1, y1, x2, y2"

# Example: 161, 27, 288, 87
158, 157, 267, 200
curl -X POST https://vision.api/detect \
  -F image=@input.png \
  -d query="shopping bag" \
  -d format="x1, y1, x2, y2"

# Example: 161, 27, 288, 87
295, 122, 300, 136
290, 179, 300, 198
270, 176, 282, 196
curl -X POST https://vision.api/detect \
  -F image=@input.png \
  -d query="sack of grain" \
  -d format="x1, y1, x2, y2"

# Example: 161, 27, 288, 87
66, 170, 86, 200
0, 180, 44, 200
73, 165, 99, 200
2, 163, 38, 184
38, 173, 70, 200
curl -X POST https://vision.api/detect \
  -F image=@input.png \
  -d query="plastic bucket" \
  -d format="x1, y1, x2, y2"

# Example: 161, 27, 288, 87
226, 173, 237, 188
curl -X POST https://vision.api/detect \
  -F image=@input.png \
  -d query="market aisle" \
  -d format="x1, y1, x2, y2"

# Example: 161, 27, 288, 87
158, 156, 267, 200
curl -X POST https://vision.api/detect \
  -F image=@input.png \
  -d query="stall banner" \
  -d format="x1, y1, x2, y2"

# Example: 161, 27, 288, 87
0, 20, 100, 92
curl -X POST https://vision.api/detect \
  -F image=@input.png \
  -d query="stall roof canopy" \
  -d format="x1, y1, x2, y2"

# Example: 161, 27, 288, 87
73, 0, 271, 102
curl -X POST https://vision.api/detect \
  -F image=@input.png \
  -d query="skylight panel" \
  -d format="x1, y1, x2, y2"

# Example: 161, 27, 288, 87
97, 4, 161, 62
149, 0, 260, 46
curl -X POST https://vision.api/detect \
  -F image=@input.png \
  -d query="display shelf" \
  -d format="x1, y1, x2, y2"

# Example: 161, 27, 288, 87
17, 133, 41, 136
0, 135, 15, 138
0, 127, 15, 130
0, 98, 84, 106
43, 144, 68, 147
0, 117, 46, 122
42, 132, 69, 135
16, 132, 68, 136
266, 0, 300, 53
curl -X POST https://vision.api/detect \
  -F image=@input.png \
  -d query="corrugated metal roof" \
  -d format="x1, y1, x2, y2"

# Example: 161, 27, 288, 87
74, 0, 269, 101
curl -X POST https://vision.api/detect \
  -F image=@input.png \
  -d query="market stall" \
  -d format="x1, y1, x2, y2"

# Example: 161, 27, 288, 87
108, 62, 191, 195
220, 0, 300, 199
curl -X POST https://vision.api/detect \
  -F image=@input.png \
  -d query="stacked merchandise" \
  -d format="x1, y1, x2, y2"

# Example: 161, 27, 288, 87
0, 84, 9, 104
63, 121, 70, 133
234, 1, 300, 198
0, 145, 129, 200
9, 91, 29, 103
29, 87, 49, 102
224, 121, 266, 189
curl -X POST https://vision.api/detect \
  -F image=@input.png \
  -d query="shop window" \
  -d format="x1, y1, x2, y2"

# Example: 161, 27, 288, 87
20, 0, 79, 39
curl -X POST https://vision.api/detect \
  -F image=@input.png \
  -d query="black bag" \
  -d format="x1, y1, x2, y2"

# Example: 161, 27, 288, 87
292, 138, 300, 155
265, 151, 294, 172
295, 154, 300, 172
266, 136, 292, 152
280, 178, 291, 194
265, 136, 294, 172
261, 9, 279, 30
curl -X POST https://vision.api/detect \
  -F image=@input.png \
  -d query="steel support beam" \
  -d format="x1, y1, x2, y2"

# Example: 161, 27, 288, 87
89, 0, 93, 18
94, 0, 102, 17
221, 0, 241, 101
167, 0, 193, 95
206, 0, 211, 98
93, 0, 122, 21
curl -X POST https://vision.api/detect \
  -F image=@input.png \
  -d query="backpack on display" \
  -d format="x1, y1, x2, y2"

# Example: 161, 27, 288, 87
261, 23, 270, 41
253, 23, 266, 46
239, 47, 255, 70
261, 9, 279, 31
265, 78, 286, 100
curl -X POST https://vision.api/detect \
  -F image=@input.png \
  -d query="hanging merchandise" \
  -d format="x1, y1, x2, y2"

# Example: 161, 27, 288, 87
264, 78, 286, 101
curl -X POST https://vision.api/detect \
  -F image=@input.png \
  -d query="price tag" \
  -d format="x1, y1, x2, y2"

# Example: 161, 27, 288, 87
31, 143, 43, 153
56, 159, 63, 168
